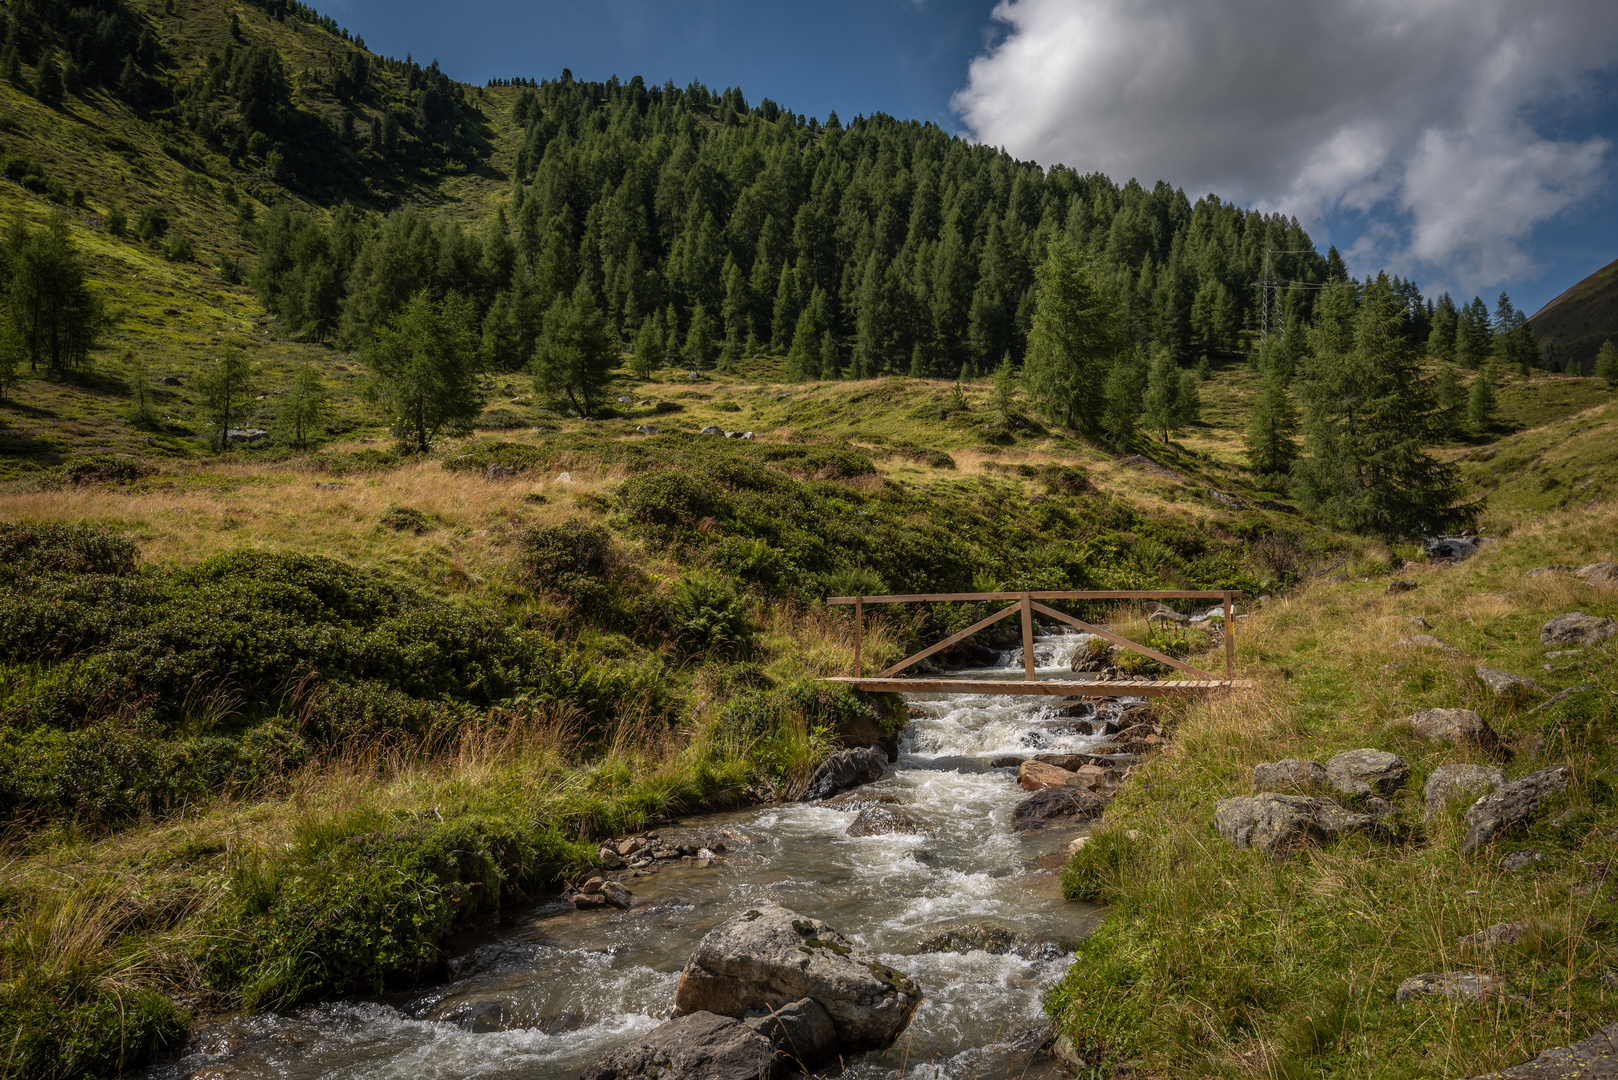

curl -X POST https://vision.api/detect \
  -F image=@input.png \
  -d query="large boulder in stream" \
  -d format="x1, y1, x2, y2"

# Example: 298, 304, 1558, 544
1011, 788, 1107, 832
672, 905, 922, 1054
801, 747, 888, 801
578, 1010, 775, 1080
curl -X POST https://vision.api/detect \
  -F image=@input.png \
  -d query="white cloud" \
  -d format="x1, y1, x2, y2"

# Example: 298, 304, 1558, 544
952, 0, 1618, 295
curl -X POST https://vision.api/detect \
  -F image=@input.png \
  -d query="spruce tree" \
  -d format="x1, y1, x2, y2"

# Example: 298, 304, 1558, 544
1596, 340, 1618, 387
992, 354, 1017, 426
1427, 293, 1457, 360
34, 51, 64, 106
365, 292, 482, 452
1434, 363, 1464, 438
787, 308, 818, 381
1468, 361, 1497, 430
1100, 348, 1146, 447
1244, 374, 1299, 477
1023, 237, 1120, 434
1293, 273, 1477, 540
819, 332, 840, 380
684, 304, 714, 369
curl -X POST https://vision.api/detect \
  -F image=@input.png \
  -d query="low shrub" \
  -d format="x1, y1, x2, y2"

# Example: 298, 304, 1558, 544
669, 573, 752, 656
379, 505, 436, 534
0, 522, 139, 577
0, 973, 187, 1080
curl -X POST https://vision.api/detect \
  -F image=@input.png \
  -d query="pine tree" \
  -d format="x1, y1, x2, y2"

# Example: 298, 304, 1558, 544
532, 283, 617, 417
196, 349, 257, 451
1023, 237, 1121, 434
277, 362, 328, 449
1293, 273, 1477, 540
365, 292, 482, 452
1468, 361, 1497, 430
1244, 373, 1299, 476
1596, 340, 1618, 387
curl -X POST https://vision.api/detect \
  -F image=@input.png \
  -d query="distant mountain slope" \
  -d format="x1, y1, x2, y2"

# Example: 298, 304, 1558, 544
1529, 256, 1618, 373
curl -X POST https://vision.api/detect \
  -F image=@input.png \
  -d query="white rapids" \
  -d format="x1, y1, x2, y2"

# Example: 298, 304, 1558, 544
150, 634, 1115, 1079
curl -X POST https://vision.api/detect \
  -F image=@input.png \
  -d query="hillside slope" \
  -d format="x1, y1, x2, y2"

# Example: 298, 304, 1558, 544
1529, 256, 1618, 373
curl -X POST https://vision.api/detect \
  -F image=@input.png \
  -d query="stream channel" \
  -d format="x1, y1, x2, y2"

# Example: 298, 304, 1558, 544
155, 630, 1124, 1080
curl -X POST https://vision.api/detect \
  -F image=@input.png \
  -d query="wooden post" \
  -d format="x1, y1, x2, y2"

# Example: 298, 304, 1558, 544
1020, 592, 1035, 682
853, 597, 863, 678
1223, 590, 1234, 678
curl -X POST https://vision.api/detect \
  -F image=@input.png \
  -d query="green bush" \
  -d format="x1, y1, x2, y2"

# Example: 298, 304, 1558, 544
0, 523, 139, 576
0, 973, 187, 1080
379, 505, 436, 534
519, 521, 622, 608
669, 573, 752, 656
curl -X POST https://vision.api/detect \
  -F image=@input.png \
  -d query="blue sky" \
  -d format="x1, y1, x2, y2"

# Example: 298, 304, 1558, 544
326, 0, 1618, 317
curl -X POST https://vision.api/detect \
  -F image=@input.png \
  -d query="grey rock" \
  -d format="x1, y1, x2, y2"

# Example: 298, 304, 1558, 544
672, 905, 921, 1052
700, 425, 724, 435
1405, 708, 1500, 749
1526, 565, 1573, 578
1529, 683, 1596, 715
634, 424, 659, 435
600, 881, 634, 909
989, 754, 1027, 768
1395, 971, 1512, 1004
1011, 788, 1107, 832
1386, 579, 1420, 594
915, 924, 1018, 955
1540, 612, 1618, 646
1574, 562, 1618, 588
1252, 759, 1327, 792
1458, 921, 1529, 950
1425, 764, 1507, 821
1461, 766, 1572, 854
579, 1010, 775, 1080
1397, 634, 1458, 652
224, 427, 269, 445
1477, 664, 1544, 697
1426, 536, 1479, 562
1213, 792, 1385, 858
598, 847, 627, 870
802, 747, 889, 801
845, 806, 920, 836
156, 375, 182, 386
1453, 1020, 1618, 1080
741, 997, 839, 1070
1501, 849, 1545, 871
1326, 749, 1411, 797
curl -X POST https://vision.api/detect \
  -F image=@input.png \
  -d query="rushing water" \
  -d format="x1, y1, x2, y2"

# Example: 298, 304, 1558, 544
155, 631, 1115, 1080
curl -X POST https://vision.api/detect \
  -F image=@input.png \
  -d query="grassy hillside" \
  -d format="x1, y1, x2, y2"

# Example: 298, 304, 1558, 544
1529, 256, 1618, 374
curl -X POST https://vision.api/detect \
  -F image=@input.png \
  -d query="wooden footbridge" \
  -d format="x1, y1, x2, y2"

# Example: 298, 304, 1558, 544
825, 590, 1253, 698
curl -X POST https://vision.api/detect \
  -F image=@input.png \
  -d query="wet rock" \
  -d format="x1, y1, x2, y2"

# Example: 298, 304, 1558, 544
1501, 849, 1546, 871
822, 790, 902, 811
572, 892, 609, 910
1386, 579, 1420, 594
1424, 764, 1507, 821
741, 996, 838, 1070
672, 905, 922, 1052
451, 1000, 510, 1033
1018, 760, 1082, 792
1477, 664, 1544, 697
1395, 972, 1513, 1005
802, 747, 888, 802
1453, 1020, 1618, 1080
1068, 639, 1111, 672
1397, 633, 1458, 652
1012, 788, 1106, 832
916, 924, 1018, 955
601, 882, 634, 909
1404, 708, 1500, 750
845, 806, 921, 836
1325, 749, 1411, 797
1252, 759, 1327, 792
989, 754, 1027, 768
1540, 612, 1617, 646
1458, 921, 1530, 950
1015, 938, 1080, 961
1462, 766, 1571, 855
1213, 793, 1385, 858
579, 1010, 774, 1080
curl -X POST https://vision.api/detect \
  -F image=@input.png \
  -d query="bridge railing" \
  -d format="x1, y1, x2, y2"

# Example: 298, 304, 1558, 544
826, 590, 1240, 683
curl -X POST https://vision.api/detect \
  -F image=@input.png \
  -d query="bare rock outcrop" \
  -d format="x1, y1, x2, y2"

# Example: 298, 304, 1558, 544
1461, 766, 1571, 855
1214, 792, 1385, 857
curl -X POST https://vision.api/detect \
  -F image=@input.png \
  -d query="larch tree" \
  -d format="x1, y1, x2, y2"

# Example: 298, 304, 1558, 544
1023, 237, 1121, 435
6, 213, 104, 377
365, 292, 482, 452
277, 362, 328, 450
196, 349, 257, 451
1293, 273, 1478, 540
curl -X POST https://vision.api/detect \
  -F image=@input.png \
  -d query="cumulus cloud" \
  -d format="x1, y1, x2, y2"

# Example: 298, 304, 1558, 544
952, 0, 1618, 294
